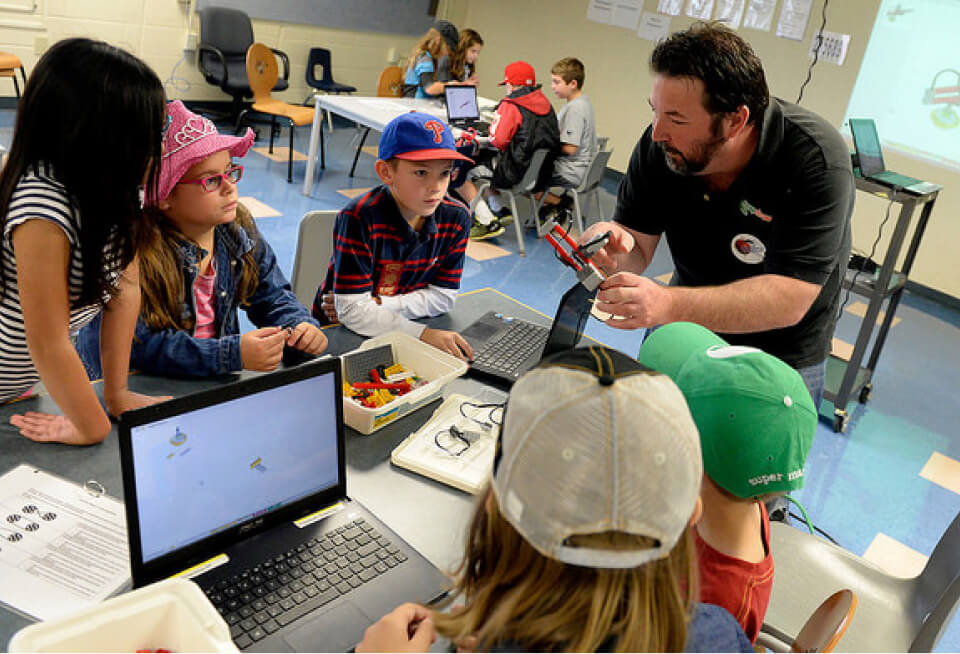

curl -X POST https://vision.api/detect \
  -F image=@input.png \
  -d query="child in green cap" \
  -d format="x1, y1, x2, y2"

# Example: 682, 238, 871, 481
639, 321, 817, 645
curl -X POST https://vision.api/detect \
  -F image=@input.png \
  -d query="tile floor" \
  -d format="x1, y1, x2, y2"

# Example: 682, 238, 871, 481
5, 109, 959, 649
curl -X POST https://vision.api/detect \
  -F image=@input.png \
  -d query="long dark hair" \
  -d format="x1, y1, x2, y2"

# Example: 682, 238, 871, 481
0, 38, 165, 307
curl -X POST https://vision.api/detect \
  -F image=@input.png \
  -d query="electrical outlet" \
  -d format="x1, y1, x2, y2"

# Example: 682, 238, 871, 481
184, 32, 198, 53
387, 47, 397, 64
809, 30, 850, 66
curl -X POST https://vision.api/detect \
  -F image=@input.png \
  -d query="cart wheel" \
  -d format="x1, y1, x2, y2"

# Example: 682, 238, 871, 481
859, 384, 873, 404
833, 409, 849, 433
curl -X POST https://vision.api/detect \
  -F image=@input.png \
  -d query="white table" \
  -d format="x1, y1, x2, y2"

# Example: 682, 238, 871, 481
303, 95, 496, 196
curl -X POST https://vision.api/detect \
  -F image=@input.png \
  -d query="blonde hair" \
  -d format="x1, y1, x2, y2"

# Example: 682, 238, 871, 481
551, 57, 586, 90
138, 202, 260, 331
433, 489, 698, 652
406, 28, 446, 74
451, 28, 483, 81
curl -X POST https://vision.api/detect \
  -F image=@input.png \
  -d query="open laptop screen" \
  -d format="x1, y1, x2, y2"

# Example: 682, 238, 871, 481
445, 85, 480, 122
542, 282, 595, 359
849, 118, 886, 177
128, 369, 340, 564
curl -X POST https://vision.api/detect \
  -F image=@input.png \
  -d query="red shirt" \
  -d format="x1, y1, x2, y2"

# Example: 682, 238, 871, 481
695, 501, 774, 644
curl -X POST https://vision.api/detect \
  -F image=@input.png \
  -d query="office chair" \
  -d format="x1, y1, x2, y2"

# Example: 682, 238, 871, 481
553, 148, 613, 234
291, 210, 338, 309
468, 148, 553, 257
761, 510, 960, 652
304, 48, 356, 132
757, 589, 858, 652
196, 7, 289, 127
0, 52, 26, 99
239, 43, 315, 183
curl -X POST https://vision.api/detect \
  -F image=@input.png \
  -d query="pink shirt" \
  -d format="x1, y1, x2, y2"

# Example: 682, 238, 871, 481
193, 260, 217, 339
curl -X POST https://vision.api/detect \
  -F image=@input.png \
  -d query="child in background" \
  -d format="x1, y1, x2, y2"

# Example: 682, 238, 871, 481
639, 322, 817, 644
357, 347, 752, 653
457, 61, 560, 240
313, 112, 475, 362
538, 57, 598, 225
77, 101, 326, 378
0, 38, 169, 445
449, 29, 483, 84
403, 20, 459, 99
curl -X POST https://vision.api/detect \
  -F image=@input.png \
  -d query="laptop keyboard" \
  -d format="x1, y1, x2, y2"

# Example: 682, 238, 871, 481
201, 518, 407, 650
472, 319, 550, 377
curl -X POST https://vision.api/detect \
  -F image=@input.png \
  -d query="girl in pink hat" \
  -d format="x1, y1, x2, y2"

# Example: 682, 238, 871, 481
76, 101, 326, 379
0, 39, 170, 445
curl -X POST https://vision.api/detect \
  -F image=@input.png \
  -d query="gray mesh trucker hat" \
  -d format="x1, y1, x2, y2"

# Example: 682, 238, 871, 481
492, 346, 702, 569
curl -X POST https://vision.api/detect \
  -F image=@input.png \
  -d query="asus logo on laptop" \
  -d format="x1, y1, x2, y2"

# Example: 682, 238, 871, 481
239, 518, 264, 535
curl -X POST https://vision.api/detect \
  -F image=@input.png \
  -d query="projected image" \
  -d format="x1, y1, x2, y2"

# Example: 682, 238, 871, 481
923, 70, 960, 129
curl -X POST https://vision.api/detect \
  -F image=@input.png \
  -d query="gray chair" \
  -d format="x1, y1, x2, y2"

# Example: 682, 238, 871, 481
468, 148, 552, 257
757, 589, 858, 652
761, 510, 960, 652
291, 210, 338, 309
555, 148, 613, 234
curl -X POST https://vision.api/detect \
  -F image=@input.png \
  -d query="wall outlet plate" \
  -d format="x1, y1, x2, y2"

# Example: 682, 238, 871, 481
184, 32, 198, 53
809, 30, 850, 66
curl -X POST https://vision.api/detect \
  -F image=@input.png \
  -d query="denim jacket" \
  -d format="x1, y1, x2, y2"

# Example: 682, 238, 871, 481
76, 221, 318, 378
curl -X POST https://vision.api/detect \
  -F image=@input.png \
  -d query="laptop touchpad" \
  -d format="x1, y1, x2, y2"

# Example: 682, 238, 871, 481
283, 602, 374, 652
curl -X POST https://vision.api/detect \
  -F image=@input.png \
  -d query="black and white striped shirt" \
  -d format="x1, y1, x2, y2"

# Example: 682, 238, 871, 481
0, 164, 122, 400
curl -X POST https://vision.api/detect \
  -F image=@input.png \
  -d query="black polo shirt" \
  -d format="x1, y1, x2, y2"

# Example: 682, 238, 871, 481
615, 98, 854, 369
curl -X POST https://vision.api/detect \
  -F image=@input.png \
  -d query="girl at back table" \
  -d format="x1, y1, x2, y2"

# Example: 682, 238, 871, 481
76, 101, 327, 379
450, 29, 483, 85
403, 20, 459, 99
0, 38, 170, 445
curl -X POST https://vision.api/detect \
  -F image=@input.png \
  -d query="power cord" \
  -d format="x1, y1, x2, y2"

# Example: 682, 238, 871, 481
836, 190, 898, 324
164, 51, 193, 98
795, 0, 829, 105
784, 494, 839, 545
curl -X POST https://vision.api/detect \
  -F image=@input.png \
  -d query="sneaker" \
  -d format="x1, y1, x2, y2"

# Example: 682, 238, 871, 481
470, 219, 505, 240
494, 206, 514, 225
474, 198, 496, 225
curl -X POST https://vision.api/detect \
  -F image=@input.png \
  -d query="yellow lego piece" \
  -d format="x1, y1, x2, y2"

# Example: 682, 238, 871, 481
384, 363, 406, 376
343, 382, 361, 397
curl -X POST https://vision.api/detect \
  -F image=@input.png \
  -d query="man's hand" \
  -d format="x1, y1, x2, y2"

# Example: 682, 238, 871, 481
579, 221, 636, 273
420, 327, 475, 361
241, 326, 286, 371
320, 293, 338, 323
356, 603, 436, 653
286, 322, 328, 355
595, 272, 673, 330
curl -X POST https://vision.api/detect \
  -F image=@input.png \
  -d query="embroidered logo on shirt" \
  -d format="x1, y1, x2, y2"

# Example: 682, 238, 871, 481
730, 233, 766, 264
376, 263, 404, 297
739, 199, 773, 223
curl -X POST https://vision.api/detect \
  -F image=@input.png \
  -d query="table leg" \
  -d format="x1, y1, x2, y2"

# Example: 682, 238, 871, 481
303, 95, 323, 196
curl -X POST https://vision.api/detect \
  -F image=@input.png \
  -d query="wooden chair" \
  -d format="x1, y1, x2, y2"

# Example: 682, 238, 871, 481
757, 589, 858, 652
239, 43, 315, 183
377, 66, 403, 97
0, 52, 26, 99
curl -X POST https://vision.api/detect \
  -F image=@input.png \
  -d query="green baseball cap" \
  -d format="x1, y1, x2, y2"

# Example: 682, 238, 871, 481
638, 322, 816, 498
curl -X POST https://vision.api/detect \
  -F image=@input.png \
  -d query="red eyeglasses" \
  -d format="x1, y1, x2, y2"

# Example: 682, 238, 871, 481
177, 164, 243, 193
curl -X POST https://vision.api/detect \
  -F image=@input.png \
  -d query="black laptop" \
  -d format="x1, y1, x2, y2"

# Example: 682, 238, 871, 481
462, 282, 594, 386
444, 84, 490, 135
848, 118, 937, 194
118, 359, 449, 652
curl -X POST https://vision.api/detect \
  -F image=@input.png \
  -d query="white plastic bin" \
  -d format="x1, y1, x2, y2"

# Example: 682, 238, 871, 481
342, 331, 468, 434
8, 578, 238, 653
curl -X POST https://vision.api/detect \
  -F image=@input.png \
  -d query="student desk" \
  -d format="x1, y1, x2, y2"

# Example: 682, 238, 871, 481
303, 94, 497, 196
0, 288, 545, 649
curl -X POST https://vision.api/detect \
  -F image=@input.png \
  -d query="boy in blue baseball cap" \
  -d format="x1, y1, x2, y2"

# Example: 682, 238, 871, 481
313, 112, 475, 360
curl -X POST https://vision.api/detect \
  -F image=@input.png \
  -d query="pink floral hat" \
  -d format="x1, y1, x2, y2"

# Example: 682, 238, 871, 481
151, 100, 255, 205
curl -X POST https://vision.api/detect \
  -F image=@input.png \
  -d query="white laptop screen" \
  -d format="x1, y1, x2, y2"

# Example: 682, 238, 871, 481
129, 371, 340, 563
445, 85, 480, 121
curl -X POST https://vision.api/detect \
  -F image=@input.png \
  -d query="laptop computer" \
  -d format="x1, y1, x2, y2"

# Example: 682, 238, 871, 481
444, 84, 490, 135
118, 358, 449, 653
848, 118, 937, 194
461, 281, 594, 386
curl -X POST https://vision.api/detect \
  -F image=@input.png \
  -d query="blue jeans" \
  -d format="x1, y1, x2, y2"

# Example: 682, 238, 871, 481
796, 359, 826, 411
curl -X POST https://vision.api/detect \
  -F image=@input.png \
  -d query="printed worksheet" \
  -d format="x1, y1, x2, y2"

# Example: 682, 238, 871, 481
0, 464, 130, 620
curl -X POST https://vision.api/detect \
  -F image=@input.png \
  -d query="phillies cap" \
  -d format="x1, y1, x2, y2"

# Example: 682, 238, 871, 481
492, 346, 702, 569
638, 322, 817, 499
377, 111, 472, 162
498, 60, 536, 86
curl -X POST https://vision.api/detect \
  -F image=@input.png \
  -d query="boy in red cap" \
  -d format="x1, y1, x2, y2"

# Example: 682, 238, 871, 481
313, 112, 475, 361
458, 61, 560, 240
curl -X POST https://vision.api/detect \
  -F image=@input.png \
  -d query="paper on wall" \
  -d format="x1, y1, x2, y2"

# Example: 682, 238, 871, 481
657, 0, 684, 15
776, 0, 813, 40
743, 0, 777, 30
587, 0, 615, 24
714, 0, 746, 28
612, 0, 644, 31
685, 0, 715, 19
638, 12, 673, 42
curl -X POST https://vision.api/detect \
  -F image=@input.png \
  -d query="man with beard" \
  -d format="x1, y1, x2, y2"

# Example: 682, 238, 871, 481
581, 22, 854, 408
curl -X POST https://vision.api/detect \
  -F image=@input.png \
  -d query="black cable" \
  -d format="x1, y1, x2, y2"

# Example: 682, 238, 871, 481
836, 191, 898, 324
788, 511, 840, 545
796, 0, 829, 105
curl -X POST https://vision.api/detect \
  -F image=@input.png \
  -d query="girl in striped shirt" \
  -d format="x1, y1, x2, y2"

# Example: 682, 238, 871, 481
0, 38, 170, 444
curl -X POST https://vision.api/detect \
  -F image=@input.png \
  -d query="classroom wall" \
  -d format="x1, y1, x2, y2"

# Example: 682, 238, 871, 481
0, 0, 956, 299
